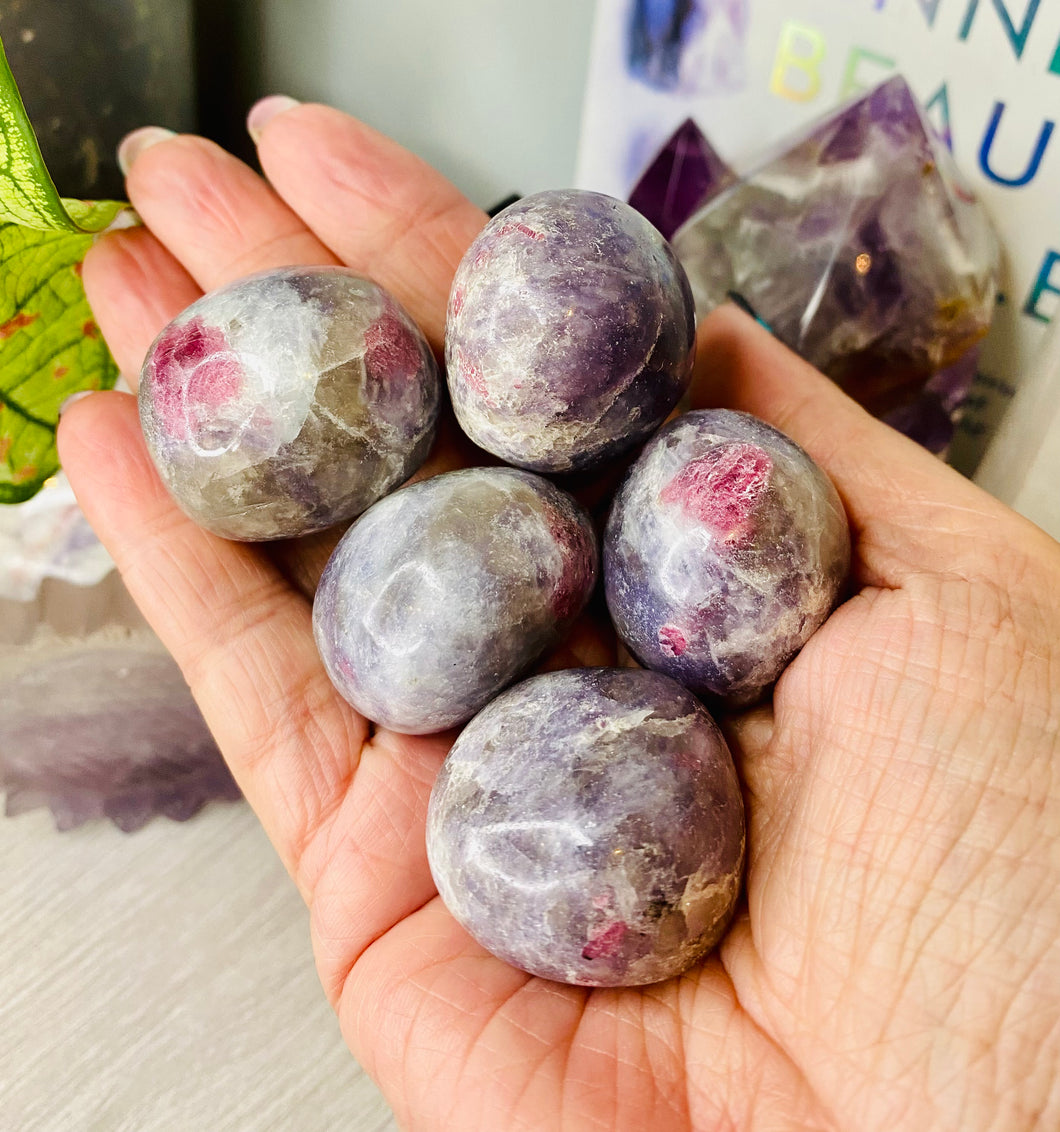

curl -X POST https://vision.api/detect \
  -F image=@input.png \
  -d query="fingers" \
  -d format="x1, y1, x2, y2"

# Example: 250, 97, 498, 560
83, 128, 341, 389
120, 131, 340, 290
692, 305, 1026, 587
84, 104, 483, 400
253, 102, 487, 351
56, 392, 369, 887
82, 227, 200, 383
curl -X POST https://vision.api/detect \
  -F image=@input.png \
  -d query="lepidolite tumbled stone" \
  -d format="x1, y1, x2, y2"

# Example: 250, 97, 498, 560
605, 410, 850, 706
671, 76, 999, 430
139, 266, 440, 541
313, 467, 597, 734
445, 189, 696, 473
426, 667, 745, 986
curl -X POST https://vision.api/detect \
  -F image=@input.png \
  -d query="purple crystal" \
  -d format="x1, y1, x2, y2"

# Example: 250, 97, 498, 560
672, 76, 999, 428
446, 190, 695, 473
628, 117, 735, 240
426, 667, 745, 986
884, 345, 982, 454
0, 647, 239, 832
604, 410, 850, 706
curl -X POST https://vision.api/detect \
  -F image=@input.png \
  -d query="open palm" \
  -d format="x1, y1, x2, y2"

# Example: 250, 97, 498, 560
59, 103, 1060, 1132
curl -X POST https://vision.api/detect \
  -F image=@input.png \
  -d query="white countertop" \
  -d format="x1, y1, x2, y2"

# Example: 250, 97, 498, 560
0, 799, 398, 1131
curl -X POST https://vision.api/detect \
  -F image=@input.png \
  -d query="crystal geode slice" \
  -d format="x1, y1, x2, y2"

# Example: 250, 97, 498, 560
672, 76, 999, 427
139, 266, 441, 541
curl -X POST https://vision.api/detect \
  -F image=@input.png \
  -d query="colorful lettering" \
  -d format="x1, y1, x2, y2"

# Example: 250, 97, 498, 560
770, 22, 826, 102
1023, 250, 1060, 322
915, 0, 945, 26
978, 101, 1054, 187
839, 46, 896, 99
958, 0, 1043, 61
925, 82, 955, 150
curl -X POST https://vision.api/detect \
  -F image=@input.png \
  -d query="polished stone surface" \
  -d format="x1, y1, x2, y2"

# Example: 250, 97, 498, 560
605, 410, 850, 706
139, 266, 440, 541
628, 116, 734, 240
427, 667, 745, 986
314, 467, 598, 734
672, 77, 998, 445
446, 190, 695, 473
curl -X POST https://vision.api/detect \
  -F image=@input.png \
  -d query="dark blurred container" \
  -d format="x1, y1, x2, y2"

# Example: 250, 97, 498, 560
0, 0, 196, 200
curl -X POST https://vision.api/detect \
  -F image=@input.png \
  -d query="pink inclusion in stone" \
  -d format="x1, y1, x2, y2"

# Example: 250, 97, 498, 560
581, 920, 627, 960
660, 442, 772, 539
150, 318, 244, 440
457, 349, 490, 402
658, 625, 687, 657
364, 308, 423, 382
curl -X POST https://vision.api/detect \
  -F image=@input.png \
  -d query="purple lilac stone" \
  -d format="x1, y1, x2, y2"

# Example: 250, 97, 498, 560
445, 190, 696, 474
628, 117, 735, 241
0, 647, 239, 832
313, 467, 598, 735
139, 266, 441, 541
671, 76, 999, 427
605, 410, 850, 706
426, 667, 745, 986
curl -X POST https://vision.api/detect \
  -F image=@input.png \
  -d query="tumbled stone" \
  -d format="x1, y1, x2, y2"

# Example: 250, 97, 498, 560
628, 117, 735, 240
672, 76, 999, 431
446, 189, 696, 473
605, 409, 850, 706
313, 467, 598, 734
139, 266, 441, 541
426, 667, 745, 986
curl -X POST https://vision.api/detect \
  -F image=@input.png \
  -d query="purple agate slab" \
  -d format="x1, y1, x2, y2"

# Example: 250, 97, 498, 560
605, 410, 850, 706
445, 190, 696, 473
426, 667, 745, 986
672, 76, 998, 432
139, 266, 441, 541
313, 467, 598, 735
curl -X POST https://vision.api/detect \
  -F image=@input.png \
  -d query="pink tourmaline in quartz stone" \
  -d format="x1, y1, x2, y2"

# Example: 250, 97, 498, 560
604, 409, 850, 707
628, 117, 735, 241
139, 266, 441, 541
672, 76, 999, 433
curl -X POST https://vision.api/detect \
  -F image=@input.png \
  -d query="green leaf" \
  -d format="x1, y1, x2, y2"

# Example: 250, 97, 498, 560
0, 31, 132, 502
0, 221, 119, 502
0, 34, 126, 234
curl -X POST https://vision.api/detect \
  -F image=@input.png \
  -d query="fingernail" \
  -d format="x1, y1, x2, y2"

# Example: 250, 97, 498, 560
117, 126, 177, 175
102, 207, 142, 234
59, 390, 95, 416
247, 94, 301, 144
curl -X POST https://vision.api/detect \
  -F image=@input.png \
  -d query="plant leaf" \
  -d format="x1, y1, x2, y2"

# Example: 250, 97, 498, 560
0, 31, 130, 503
0, 221, 119, 502
0, 34, 126, 233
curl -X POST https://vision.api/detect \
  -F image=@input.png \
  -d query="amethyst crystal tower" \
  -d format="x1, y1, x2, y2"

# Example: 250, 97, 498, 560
427, 668, 745, 986
672, 77, 999, 432
605, 410, 850, 706
139, 267, 440, 541
446, 190, 696, 473
628, 117, 735, 241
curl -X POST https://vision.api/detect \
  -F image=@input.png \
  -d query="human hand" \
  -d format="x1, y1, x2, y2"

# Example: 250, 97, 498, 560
58, 100, 1060, 1131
